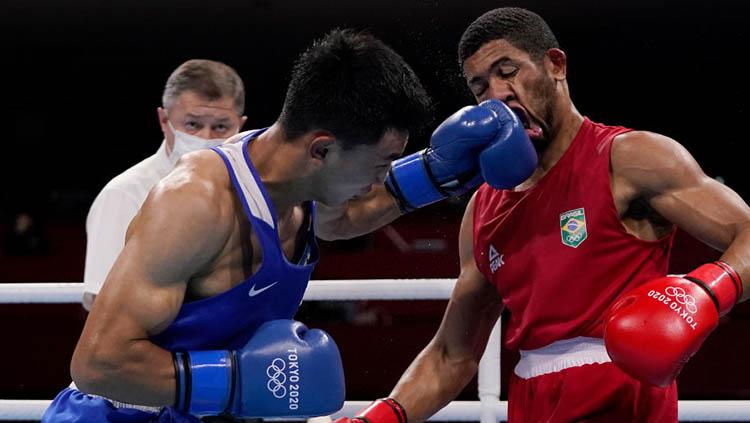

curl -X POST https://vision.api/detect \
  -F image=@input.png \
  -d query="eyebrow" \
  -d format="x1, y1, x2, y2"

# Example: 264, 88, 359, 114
184, 114, 232, 122
467, 57, 514, 85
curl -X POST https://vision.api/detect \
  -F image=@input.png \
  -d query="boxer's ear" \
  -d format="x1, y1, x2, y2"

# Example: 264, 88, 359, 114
545, 48, 567, 81
309, 132, 336, 161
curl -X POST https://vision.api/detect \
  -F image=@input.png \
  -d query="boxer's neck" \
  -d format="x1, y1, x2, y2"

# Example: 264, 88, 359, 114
247, 123, 311, 218
537, 105, 584, 172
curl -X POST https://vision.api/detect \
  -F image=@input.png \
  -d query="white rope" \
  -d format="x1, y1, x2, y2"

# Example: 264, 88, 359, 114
338, 401, 750, 422
2, 280, 748, 421
303, 279, 456, 300
0, 283, 84, 303
477, 319, 502, 423
0, 400, 51, 420
3, 400, 750, 421
0, 279, 457, 303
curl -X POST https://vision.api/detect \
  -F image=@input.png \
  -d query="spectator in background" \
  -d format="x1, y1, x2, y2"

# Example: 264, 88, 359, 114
82, 59, 247, 310
2, 211, 48, 256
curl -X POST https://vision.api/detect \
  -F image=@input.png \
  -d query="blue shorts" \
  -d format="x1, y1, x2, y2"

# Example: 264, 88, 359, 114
42, 388, 201, 423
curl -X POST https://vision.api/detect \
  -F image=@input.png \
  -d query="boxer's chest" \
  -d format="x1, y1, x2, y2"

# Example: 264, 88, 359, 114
184, 202, 307, 302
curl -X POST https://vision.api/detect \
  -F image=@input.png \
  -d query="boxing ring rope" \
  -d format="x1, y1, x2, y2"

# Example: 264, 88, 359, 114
1, 280, 750, 422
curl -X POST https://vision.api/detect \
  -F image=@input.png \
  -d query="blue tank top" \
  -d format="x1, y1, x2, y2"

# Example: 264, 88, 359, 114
150, 129, 319, 351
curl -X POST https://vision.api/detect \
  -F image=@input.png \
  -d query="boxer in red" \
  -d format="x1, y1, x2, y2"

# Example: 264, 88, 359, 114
337, 7, 750, 423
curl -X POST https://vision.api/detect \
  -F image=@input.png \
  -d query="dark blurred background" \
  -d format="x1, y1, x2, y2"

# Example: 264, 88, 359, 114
2, 0, 750, 414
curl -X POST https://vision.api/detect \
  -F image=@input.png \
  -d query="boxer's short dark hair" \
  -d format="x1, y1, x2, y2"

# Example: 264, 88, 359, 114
458, 7, 559, 66
279, 29, 433, 149
162, 59, 245, 115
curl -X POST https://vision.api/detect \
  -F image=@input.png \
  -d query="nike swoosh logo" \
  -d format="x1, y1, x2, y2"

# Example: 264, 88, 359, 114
248, 281, 279, 297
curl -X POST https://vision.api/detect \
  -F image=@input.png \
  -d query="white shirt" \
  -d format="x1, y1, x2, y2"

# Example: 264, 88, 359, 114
82, 141, 173, 308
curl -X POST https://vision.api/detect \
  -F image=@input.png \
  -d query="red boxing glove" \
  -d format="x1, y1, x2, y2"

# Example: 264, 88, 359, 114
334, 398, 407, 423
603, 261, 742, 387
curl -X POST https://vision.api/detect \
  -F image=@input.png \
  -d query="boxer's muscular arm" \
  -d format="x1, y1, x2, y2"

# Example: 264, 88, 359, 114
612, 131, 750, 298
387, 194, 504, 423
71, 153, 233, 406
315, 185, 402, 241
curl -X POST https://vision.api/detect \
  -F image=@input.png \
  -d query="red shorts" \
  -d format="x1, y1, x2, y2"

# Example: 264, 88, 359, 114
508, 362, 677, 423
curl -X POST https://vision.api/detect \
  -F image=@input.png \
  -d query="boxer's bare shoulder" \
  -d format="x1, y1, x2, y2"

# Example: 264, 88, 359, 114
609, 131, 700, 239
611, 130, 701, 194
123, 149, 236, 281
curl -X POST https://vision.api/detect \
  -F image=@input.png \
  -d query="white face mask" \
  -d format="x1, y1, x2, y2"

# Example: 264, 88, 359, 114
167, 120, 226, 165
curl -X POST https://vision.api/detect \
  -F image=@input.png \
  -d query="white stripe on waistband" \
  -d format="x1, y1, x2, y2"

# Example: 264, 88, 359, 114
514, 336, 611, 379
68, 382, 162, 413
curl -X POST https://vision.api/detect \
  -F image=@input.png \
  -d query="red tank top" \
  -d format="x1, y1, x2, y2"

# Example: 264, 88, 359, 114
473, 117, 675, 351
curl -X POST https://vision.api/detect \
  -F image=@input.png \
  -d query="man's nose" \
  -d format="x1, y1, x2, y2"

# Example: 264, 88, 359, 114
487, 78, 515, 103
196, 127, 214, 140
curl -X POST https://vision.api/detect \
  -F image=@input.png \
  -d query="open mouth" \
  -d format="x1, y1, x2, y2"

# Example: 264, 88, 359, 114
508, 105, 544, 140
509, 105, 530, 127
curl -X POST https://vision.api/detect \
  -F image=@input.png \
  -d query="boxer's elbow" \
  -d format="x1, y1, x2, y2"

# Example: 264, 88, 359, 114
70, 352, 105, 394
70, 339, 126, 395
432, 341, 480, 383
444, 353, 480, 379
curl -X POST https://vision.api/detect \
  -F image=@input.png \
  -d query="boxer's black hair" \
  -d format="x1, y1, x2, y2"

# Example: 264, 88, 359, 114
279, 29, 433, 149
458, 7, 559, 66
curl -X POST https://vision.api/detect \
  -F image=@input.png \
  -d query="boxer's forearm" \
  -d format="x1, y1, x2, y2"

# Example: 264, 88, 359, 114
316, 185, 402, 240
389, 343, 479, 423
71, 338, 176, 407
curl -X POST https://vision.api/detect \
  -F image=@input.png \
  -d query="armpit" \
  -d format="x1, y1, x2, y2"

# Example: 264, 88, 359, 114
622, 196, 674, 240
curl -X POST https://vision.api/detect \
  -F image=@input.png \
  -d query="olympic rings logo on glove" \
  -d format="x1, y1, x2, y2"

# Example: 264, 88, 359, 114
665, 286, 698, 314
266, 358, 287, 398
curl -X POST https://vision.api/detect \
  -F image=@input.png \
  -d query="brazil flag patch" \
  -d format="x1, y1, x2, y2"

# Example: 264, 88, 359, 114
560, 208, 587, 248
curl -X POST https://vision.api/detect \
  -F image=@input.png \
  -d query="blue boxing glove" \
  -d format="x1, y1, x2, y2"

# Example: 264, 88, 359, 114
476, 100, 538, 189
385, 99, 537, 212
173, 320, 345, 418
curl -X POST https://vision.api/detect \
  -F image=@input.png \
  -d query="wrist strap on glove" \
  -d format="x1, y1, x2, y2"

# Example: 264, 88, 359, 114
356, 398, 408, 423
384, 151, 445, 214
173, 350, 234, 416
686, 261, 743, 316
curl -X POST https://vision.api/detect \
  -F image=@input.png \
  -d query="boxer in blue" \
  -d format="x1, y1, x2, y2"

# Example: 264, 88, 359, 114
43, 29, 536, 422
